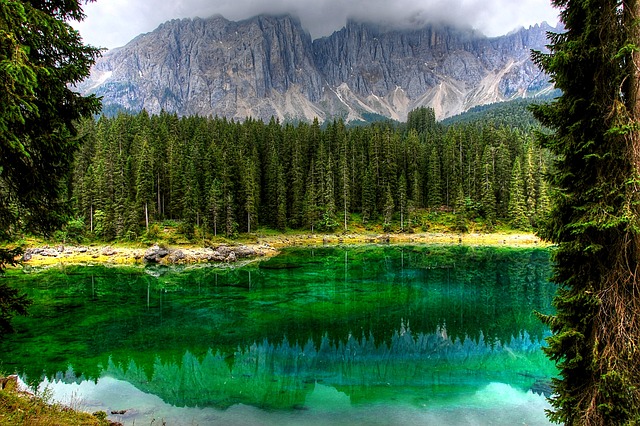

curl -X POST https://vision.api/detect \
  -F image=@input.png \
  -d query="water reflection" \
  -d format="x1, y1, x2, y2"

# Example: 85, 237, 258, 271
3, 245, 555, 424
42, 321, 551, 414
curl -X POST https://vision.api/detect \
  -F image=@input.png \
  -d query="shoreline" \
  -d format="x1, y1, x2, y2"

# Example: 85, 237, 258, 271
15, 231, 547, 268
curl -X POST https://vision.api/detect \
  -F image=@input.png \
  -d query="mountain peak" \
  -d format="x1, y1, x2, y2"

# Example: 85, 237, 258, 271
79, 13, 552, 122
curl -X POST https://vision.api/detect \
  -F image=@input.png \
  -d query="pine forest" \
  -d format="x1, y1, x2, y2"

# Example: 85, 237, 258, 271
67, 106, 552, 241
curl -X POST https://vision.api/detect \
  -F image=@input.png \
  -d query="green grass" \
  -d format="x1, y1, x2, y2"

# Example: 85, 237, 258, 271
4, 208, 535, 252
0, 376, 113, 426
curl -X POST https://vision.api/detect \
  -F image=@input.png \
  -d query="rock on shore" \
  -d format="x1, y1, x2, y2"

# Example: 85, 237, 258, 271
21, 243, 276, 266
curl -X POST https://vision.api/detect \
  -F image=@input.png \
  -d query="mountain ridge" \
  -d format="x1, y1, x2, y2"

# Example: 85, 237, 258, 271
78, 13, 558, 122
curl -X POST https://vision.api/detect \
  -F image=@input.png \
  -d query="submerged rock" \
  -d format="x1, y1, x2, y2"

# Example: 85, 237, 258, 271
530, 379, 553, 397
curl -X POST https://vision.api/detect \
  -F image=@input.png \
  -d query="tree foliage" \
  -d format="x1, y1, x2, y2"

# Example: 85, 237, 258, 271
0, 0, 101, 332
0, 0, 101, 240
69, 108, 551, 238
531, 0, 640, 423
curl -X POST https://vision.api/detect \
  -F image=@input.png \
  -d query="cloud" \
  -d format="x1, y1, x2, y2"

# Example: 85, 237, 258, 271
71, 0, 559, 49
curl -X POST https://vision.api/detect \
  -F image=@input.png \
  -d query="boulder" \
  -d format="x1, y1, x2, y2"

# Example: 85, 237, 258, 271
41, 248, 60, 257
102, 246, 117, 256
208, 250, 226, 262
234, 245, 257, 258
144, 245, 170, 263
167, 249, 185, 263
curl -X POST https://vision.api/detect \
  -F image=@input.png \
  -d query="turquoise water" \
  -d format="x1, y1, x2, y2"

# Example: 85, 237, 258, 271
1, 245, 556, 425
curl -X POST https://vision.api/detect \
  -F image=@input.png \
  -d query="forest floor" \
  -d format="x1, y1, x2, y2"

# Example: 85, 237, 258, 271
16, 231, 548, 268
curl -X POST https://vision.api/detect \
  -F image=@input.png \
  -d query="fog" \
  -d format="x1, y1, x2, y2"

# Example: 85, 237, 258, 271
72, 0, 559, 49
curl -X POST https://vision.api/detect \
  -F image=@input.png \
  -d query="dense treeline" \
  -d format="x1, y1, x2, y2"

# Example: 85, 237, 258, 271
67, 107, 551, 240
442, 95, 559, 129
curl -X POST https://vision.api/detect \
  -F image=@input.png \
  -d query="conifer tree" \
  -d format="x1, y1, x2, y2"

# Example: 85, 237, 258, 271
0, 0, 100, 333
321, 149, 337, 228
494, 143, 511, 217
398, 173, 408, 231
207, 178, 223, 237
361, 164, 376, 224
408, 169, 421, 228
534, 161, 551, 227
339, 140, 351, 231
531, 1, 640, 422
426, 145, 443, 208
523, 142, 537, 220
303, 159, 320, 232
383, 184, 395, 229
508, 157, 528, 230
275, 162, 287, 231
224, 191, 237, 238
480, 145, 497, 227
243, 155, 259, 234
287, 125, 305, 228
135, 134, 154, 232
453, 183, 467, 233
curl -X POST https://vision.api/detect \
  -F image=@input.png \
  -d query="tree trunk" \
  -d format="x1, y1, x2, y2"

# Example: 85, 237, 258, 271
628, 0, 640, 170
157, 173, 161, 217
344, 198, 347, 231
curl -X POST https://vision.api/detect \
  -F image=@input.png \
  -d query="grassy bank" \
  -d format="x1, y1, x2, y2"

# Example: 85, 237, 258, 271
0, 376, 115, 426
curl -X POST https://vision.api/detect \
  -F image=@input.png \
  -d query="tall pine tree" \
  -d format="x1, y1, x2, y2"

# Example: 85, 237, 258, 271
508, 157, 528, 230
0, 0, 101, 333
531, 0, 640, 423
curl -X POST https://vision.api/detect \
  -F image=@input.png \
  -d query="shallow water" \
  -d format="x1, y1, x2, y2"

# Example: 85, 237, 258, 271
2, 245, 556, 425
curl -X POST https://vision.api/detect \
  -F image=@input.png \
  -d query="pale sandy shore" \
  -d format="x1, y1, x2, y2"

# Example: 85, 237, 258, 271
18, 232, 547, 267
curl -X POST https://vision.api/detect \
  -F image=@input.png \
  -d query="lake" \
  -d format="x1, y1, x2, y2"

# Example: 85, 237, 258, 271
1, 245, 556, 425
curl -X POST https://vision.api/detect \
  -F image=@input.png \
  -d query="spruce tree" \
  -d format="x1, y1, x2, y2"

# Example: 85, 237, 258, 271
361, 164, 376, 224
0, 0, 100, 333
494, 143, 511, 217
303, 159, 320, 232
287, 126, 305, 228
480, 145, 497, 227
398, 173, 408, 231
426, 145, 443, 208
523, 142, 537, 221
0, 0, 100, 242
243, 155, 259, 234
275, 162, 287, 231
453, 183, 467, 233
531, 0, 640, 423
508, 157, 529, 230
135, 134, 154, 232
383, 184, 394, 230
207, 178, 223, 237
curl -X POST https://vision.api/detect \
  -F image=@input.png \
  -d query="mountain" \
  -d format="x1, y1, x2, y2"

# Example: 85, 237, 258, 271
77, 14, 557, 122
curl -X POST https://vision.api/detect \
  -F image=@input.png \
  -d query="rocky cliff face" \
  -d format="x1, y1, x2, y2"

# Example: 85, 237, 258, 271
78, 14, 557, 122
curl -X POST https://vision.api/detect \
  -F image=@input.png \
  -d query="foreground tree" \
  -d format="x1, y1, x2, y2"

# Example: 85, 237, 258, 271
0, 0, 101, 332
532, 0, 640, 423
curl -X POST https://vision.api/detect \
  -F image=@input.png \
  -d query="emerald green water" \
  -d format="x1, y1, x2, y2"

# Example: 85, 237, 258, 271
1, 245, 556, 425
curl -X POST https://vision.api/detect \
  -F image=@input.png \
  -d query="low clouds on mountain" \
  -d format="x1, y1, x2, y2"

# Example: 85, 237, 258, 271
73, 0, 558, 49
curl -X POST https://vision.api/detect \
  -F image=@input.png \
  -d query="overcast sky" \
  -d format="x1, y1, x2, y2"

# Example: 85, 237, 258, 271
71, 0, 559, 50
